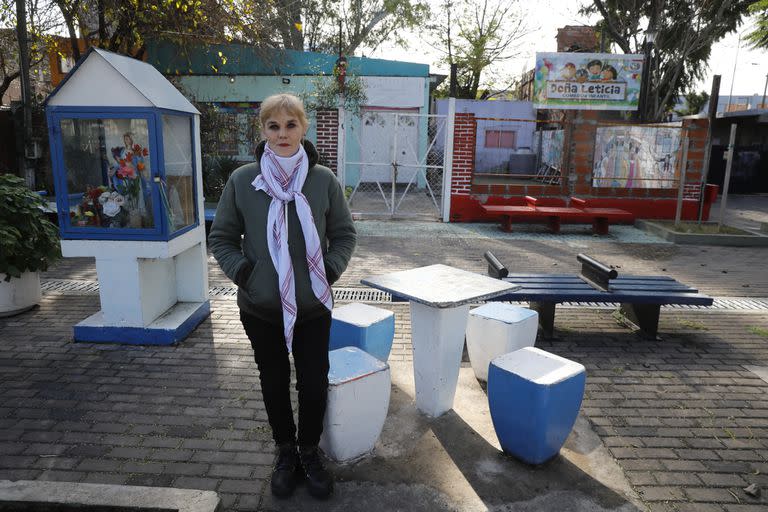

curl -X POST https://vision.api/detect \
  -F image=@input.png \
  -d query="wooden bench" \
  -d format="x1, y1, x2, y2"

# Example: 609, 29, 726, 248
483, 252, 714, 339
481, 196, 634, 235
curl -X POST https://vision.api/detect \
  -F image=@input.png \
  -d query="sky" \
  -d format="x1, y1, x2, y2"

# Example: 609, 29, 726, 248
365, 0, 768, 98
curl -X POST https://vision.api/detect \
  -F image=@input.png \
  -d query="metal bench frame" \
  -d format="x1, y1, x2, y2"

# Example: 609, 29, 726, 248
484, 252, 714, 339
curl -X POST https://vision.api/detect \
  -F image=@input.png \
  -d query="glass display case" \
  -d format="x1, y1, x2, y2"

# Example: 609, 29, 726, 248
44, 47, 209, 346
49, 111, 198, 240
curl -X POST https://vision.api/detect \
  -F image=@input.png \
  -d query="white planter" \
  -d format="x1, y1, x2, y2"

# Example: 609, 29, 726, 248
0, 271, 42, 317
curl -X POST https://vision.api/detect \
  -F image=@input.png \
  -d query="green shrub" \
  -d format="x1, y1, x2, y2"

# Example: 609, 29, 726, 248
202, 155, 241, 203
0, 173, 61, 281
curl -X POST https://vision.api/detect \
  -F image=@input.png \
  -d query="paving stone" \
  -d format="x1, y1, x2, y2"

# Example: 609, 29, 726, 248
207, 464, 252, 478
685, 487, 741, 502
36, 470, 86, 482
697, 473, 749, 487
636, 486, 686, 501
173, 476, 220, 491
218, 478, 260, 494
654, 472, 703, 486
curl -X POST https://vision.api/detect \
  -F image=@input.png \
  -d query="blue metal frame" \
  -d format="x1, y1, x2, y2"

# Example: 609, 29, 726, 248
156, 108, 200, 238
46, 106, 200, 241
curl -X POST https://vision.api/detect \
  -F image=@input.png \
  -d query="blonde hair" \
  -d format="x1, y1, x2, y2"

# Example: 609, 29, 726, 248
259, 94, 309, 132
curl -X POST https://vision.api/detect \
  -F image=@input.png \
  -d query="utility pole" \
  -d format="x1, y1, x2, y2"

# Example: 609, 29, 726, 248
762, 73, 768, 109
698, 75, 720, 223
15, 0, 35, 188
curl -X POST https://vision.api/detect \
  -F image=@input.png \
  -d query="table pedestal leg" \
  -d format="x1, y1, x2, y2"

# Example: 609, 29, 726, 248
409, 301, 470, 417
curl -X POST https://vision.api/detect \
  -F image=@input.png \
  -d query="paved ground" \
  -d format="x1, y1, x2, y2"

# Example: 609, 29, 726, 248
2, 195, 768, 511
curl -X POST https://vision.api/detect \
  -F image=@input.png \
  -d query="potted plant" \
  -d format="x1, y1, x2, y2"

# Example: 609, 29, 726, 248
0, 173, 61, 316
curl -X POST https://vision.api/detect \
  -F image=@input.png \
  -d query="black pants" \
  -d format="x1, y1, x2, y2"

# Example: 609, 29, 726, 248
240, 310, 331, 447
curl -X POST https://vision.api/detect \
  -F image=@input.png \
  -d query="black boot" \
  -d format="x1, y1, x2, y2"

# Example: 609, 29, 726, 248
299, 445, 334, 499
271, 442, 302, 498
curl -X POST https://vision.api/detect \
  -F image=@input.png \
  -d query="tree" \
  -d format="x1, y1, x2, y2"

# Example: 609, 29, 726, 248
584, 0, 754, 122
674, 90, 709, 116
427, 0, 528, 99
745, 0, 768, 49
300, 0, 429, 54
0, 0, 61, 106
46, 0, 278, 64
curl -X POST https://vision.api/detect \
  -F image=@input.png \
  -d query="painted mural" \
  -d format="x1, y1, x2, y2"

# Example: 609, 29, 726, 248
535, 129, 564, 169
533, 52, 644, 111
592, 125, 681, 189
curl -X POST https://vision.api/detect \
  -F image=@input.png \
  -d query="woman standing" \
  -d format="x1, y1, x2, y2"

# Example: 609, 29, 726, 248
208, 94, 357, 499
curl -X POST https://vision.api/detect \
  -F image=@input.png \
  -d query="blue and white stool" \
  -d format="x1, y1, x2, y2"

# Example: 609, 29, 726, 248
488, 347, 585, 465
329, 302, 395, 362
466, 303, 538, 382
319, 347, 391, 463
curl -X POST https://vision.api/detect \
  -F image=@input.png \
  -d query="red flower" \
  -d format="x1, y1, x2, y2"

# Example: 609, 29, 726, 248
133, 144, 141, 153
142, 148, 149, 156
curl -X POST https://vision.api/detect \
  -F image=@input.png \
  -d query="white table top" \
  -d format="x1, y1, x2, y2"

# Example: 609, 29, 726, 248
361, 264, 519, 308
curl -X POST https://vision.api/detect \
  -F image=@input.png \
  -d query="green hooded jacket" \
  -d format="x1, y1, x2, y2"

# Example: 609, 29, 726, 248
208, 140, 357, 322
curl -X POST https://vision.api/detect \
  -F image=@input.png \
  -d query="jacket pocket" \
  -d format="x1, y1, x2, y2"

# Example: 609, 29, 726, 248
243, 258, 278, 308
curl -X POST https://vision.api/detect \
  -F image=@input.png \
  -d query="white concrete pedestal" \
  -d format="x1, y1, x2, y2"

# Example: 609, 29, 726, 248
61, 227, 209, 345
410, 301, 470, 417
361, 265, 519, 418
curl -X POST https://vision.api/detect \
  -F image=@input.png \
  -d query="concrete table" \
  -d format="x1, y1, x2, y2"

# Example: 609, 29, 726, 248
362, 264, 519, 417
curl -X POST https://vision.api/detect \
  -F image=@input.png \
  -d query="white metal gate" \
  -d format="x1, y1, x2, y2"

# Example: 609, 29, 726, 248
342, 109, 452, 218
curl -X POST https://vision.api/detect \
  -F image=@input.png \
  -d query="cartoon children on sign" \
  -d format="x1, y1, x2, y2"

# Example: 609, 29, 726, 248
557, 60, 620, 83
587, 60, 603, 80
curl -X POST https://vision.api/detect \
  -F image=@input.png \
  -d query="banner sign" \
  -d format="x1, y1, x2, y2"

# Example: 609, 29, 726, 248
533, 52, 644, 111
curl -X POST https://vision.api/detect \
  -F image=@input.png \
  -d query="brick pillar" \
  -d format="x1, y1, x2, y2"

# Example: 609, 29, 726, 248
568, 110, 599, 196
315, 109, 338, 174
450, 113, 476, 196
681, 118, 708, 199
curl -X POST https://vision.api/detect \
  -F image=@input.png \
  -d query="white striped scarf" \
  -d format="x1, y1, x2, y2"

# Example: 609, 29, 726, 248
252, 144, 332, 351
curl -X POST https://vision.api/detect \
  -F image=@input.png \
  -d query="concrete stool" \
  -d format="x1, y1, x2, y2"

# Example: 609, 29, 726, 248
329, 302, 395, 362
319, 347, 391, 463
488, 347, 585, 465
465, 303, 538, 382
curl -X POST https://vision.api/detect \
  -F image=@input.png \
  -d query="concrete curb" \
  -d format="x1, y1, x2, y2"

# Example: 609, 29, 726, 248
0, 480, 220, 512
636, 219, 768, 246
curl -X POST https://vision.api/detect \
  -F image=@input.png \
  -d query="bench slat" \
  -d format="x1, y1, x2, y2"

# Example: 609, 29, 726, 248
492, 287, 713, 305
511, 283, 698, 293
504, 273, 677, 282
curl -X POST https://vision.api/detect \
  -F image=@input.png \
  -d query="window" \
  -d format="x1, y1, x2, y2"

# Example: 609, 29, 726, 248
59, 54, 76, 73
485, 129, 516, 149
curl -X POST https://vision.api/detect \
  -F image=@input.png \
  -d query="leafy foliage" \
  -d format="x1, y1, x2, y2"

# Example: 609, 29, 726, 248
302, 0, 429, 54
426, 0, 528, 99
583, 0, 754, 122
0, 0, 62, 106
303, 68, 368, 117
674, 90, 709, 116
0, 173, 60, 281
202, 155, 240, 203
745, 0, 768, 49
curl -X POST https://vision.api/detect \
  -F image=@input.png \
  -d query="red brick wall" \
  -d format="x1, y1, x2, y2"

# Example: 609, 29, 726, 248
450, 113, 476, 196
315, 109, 338, 174
447, 107, 716, 222
556, 26, 599, 52
570, 113, 708, 202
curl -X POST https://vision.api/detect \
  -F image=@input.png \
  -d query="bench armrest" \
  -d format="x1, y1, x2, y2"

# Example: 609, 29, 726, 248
570, 197, 587, 208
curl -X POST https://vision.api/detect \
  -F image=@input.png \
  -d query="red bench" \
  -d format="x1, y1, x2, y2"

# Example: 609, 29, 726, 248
481, 196, 634, 235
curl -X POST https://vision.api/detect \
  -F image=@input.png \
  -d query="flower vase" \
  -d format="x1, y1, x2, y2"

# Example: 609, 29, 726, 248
127, 197, 142, 228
